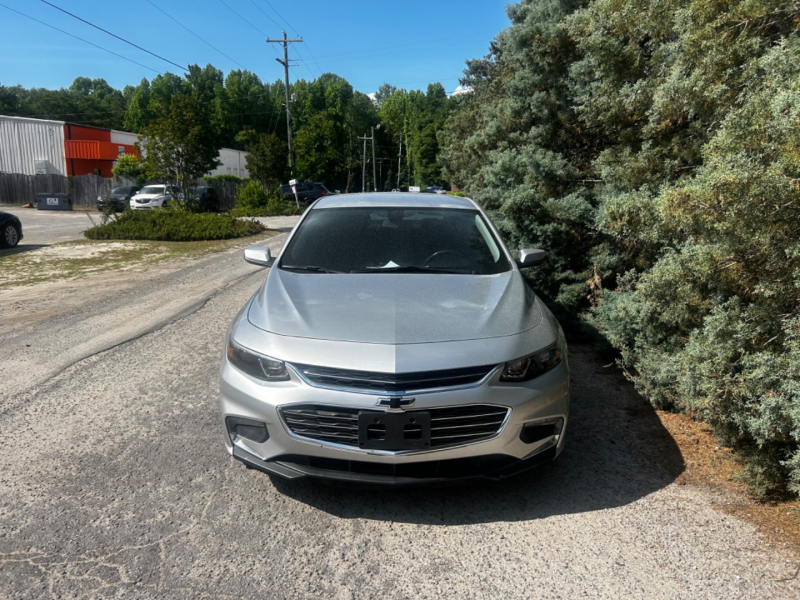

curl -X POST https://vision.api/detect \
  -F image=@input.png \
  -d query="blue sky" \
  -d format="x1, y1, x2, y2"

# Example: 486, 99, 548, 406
0, 1, 510, 94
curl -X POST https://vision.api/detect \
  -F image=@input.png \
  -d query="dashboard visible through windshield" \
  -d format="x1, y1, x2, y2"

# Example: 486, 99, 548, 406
279, 207, 510, 275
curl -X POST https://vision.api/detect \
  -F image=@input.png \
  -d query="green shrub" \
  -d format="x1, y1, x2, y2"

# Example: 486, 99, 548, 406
235, 180, 270, 211
229, 199, 303, 217
232, 180, 302, 216
83, 209, 263, 241
439, 0, 800, 498
205, 174, 246, 184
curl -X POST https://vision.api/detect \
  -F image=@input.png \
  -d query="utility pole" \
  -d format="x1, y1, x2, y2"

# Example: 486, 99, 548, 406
358, 124, 381, 193
397, 135, 402, 190
371, 125, 378, 192
358, 134, 368, 192
266, 31, 303, 179
375, 157, 390, 192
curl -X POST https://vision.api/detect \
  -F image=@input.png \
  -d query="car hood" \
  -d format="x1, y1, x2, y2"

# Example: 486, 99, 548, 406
247, 268, 542, 344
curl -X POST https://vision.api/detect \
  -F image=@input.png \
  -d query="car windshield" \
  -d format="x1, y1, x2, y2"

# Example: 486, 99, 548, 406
110, 187, 131, 194
280, 207, 510, 275
139, 186, 164, 194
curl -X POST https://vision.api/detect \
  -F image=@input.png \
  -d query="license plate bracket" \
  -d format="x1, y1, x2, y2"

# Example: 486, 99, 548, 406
358, 411, 431, 450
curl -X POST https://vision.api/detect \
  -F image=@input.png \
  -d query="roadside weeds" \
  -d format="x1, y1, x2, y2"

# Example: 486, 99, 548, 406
0, 233, 277, 289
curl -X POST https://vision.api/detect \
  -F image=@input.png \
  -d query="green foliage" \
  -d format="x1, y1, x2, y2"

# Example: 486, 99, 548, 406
139, 74, 221, 206
229, 201, 302, 218
0, 77, 127, 129
235, 180, 270, 209
4, 65, 454, 195
239, 131, 287, 190
204, 174, 245, 183
83, 209, 262, 241
232, 180, 301, 216
112, 154, 147, 186
439, 0, 800, 498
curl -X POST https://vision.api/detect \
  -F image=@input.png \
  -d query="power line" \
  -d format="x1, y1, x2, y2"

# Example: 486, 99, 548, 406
291, 46, 317, 80
261, 0, 298, 35
39, 0, 187, 71
246, 0, 282, 31
302, 42, 325, 76
0, 3, 161, 74
144, 0, 248, 70
216, 0, 269, 37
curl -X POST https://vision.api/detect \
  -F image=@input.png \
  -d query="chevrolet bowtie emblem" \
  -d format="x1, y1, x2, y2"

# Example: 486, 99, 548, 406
376, 397, 415, 411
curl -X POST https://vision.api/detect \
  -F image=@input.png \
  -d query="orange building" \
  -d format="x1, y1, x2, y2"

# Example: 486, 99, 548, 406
63, 123, 138, 177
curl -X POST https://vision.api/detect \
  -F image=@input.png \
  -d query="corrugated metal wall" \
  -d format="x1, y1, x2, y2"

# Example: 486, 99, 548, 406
0, 116, 66, 176
110, 130, 140, 146
208, 147, 250, 178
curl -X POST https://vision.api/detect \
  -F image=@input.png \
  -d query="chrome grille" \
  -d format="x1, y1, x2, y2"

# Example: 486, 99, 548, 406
429, 405, 509, 447
291, 363, 496, 393
280, 405, 360, 446
280, 404, 509, 450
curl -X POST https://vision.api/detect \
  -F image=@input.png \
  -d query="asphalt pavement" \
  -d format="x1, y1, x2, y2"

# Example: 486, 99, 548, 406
0, 232, 798, 599
1, 205, 95, 249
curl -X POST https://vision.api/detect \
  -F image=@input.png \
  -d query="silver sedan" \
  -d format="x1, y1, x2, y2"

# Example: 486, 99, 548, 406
220, 193, 569, 484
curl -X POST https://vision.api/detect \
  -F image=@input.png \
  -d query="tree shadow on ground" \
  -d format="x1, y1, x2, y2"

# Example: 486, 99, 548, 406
269, 344, 685, 525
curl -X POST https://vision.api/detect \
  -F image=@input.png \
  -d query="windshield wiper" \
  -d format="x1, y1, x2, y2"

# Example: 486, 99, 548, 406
350, 265, 470, 274
281, 265, 344, 274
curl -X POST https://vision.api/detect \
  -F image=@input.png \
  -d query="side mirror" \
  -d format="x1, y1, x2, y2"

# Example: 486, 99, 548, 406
516, 248, 546, 268
244, 246, 274, 267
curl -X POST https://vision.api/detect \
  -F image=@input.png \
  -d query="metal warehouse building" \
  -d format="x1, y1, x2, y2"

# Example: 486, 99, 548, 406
0, 115, 249, 179
0, 116, 68, 176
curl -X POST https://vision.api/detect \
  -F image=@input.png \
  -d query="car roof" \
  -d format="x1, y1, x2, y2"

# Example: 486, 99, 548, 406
312, 192, 477, 210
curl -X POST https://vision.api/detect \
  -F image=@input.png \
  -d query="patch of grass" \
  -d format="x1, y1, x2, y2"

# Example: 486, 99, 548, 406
84, 209, 263, 241
0, 234, 277, 289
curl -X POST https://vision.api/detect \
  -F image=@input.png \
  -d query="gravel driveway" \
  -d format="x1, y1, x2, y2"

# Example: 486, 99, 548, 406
0, 231, 798, 599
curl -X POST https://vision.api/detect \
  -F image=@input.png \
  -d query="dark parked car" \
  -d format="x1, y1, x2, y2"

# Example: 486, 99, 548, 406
96, 186, 141, 212
280, 182, 331, 204
0, 210, 23, 248
190, 186, 220, 212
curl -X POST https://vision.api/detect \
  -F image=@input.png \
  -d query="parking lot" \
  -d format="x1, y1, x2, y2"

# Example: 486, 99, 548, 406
1, 227, 798, 598
0, 205, 95, 251
0, 206, 300, 257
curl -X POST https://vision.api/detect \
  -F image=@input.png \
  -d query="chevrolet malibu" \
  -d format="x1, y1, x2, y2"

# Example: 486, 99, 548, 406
220, 193, 569, 484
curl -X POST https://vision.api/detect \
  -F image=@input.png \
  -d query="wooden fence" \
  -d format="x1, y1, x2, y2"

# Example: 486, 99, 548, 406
0, 172, 243, 209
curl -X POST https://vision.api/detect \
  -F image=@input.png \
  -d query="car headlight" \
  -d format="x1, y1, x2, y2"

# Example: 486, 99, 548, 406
500, 340, 563, 382
227, 338, 289, 381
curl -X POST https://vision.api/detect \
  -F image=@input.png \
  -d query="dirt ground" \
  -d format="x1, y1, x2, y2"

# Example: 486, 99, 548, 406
658, 410, 800, 562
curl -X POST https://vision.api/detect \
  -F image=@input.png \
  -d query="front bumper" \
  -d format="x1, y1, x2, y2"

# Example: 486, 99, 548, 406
130, 199, 164, 210
97, 198, 127, 211
220, 352, 570, 485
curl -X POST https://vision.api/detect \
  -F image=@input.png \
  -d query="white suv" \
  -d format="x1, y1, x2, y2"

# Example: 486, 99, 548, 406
130, 185, 181, 210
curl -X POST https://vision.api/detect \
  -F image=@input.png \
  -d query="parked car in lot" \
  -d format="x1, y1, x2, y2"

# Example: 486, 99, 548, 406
96, 186, 140, 212
220, 192, 569, 484
189, 186, 220, 212
130, 184, 181, 210
422, 186, 445, 194
280, 182, 332, 204
0, 210, 23, 248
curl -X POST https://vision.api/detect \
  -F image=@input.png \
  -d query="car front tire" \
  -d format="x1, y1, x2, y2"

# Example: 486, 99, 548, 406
1, 223, 20, 248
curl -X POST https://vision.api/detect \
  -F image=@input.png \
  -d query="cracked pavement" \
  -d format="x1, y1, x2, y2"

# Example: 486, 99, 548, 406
1, 228, 799, 599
